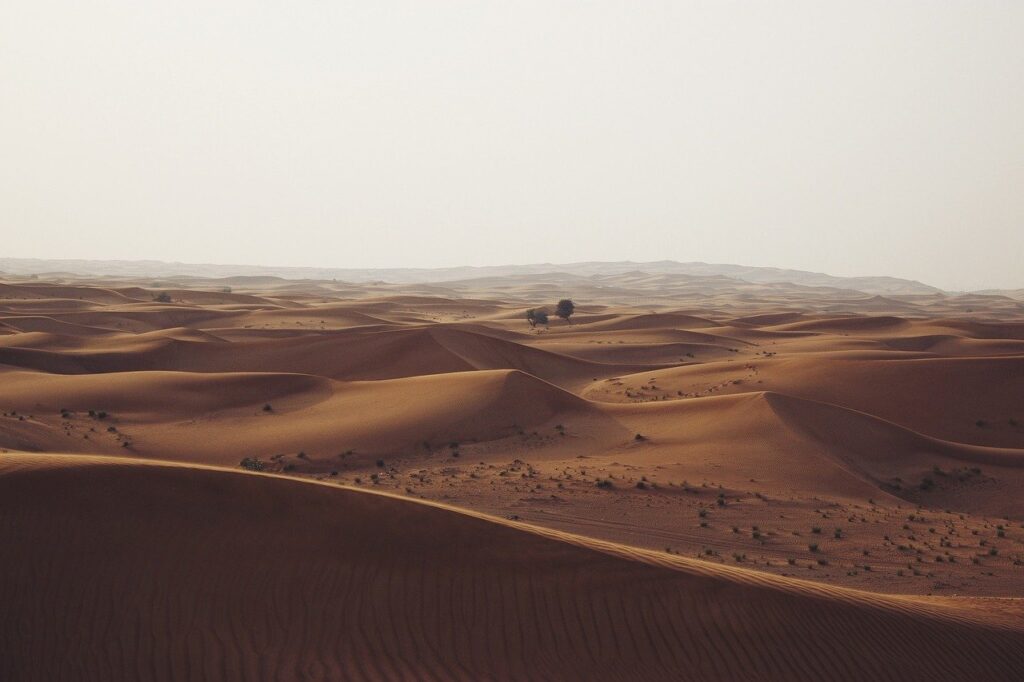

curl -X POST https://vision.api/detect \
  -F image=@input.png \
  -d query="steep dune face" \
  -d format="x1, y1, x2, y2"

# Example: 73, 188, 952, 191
599, 353, 1024, 448
761, 392, 1024, 516
576, 388, 1024, 519
1, 453, 1021, 682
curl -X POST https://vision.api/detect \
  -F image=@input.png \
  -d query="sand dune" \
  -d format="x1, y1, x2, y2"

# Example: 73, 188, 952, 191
0, 368, 621, 467
1, 452, 1021, 682
2, 274, 1024, 677
0, 324, 648, 389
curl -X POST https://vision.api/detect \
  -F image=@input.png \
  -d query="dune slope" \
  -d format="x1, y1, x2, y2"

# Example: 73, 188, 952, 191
1, 453, 1022, 682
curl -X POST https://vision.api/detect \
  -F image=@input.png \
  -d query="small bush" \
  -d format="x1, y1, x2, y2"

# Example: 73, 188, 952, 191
240, 457, 265, 472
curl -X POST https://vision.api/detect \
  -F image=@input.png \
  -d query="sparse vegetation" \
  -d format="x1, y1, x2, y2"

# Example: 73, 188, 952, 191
555, 299, 575, 323
240, 457, 265, 472
525, 308, 549, 328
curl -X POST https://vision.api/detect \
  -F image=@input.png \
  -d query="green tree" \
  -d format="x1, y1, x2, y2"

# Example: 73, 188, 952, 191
555, 299, 575, 323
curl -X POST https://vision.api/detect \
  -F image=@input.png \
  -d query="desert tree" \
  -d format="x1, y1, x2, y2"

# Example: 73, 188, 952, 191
555, 299, 575, 323
526, 308, 549, 328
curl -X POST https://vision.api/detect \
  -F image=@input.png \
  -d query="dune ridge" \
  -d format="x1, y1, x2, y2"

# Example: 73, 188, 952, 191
1, 452, 1022, 681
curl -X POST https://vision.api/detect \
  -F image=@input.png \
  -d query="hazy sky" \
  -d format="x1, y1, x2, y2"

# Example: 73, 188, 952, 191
2, 2, 1021, 290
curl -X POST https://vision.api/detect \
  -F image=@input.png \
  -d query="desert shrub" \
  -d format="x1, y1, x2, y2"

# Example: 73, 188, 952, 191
808, 543, 819, 552
240, 457, 265, 472
154, 292, 172, 303
596, 478, 613, 489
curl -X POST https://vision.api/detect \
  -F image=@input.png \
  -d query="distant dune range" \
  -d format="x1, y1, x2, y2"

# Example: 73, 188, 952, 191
1, 270, 1023, 679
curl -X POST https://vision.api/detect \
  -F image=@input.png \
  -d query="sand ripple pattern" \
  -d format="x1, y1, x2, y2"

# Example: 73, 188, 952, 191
1, 454, 1022, 681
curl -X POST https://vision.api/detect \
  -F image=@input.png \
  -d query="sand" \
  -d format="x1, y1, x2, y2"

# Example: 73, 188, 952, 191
1, 273, 1022, 678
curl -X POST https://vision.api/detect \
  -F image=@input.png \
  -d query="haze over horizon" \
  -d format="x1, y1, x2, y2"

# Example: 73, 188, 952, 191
3, 1, 1022, 290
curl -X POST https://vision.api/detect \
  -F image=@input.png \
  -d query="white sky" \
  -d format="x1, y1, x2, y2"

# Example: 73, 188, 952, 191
2, 1, 1021, 290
